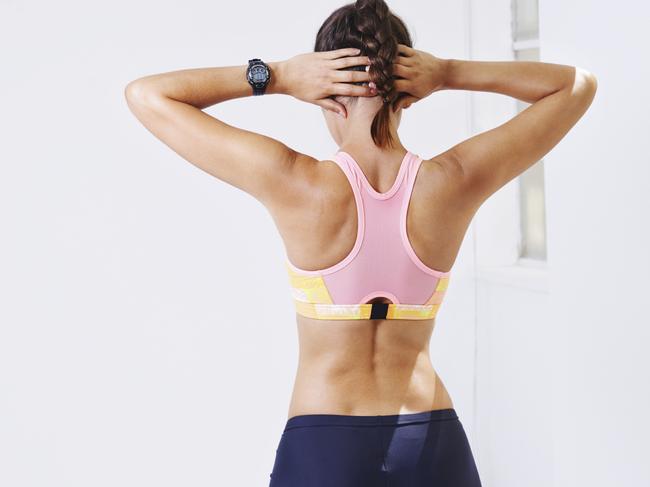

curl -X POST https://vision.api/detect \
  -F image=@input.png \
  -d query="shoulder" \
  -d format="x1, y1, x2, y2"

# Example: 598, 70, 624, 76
418, 152, 482, 214
264, 152, 351, 225
263, 152, 320, 210
287, 153, 351, 201
291, 152, 354, 200
266, 152, 358, 263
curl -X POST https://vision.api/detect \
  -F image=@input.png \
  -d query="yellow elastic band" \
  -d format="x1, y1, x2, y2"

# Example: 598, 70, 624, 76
293, 299, 442, 320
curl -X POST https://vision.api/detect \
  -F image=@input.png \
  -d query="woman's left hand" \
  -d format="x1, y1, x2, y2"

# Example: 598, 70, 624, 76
278, 48, 375, 118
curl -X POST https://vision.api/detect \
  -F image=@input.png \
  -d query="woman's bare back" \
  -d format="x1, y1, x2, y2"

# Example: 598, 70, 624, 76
272, 151, 476, 419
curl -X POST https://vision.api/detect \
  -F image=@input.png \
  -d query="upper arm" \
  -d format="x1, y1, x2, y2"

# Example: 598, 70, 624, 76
437, 68, 598, 207
124, 82, 317, 210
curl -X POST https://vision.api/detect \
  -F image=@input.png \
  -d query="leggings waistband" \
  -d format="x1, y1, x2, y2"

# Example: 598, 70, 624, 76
284, 408, 458, 431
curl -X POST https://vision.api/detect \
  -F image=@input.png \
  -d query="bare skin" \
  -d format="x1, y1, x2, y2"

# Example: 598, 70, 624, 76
282, 150, 471, 417
125, 44, 597, 420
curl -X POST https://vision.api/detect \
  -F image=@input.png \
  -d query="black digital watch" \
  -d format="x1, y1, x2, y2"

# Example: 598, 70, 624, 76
246, 58, 271, 96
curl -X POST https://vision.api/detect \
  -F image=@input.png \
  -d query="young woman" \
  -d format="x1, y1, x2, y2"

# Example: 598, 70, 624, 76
125, 1, 597, 485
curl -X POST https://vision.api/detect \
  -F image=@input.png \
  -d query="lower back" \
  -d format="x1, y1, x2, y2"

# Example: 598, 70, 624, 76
286, 316, 454, 419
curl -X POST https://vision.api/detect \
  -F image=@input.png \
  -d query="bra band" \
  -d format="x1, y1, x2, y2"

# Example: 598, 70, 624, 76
286, 261, 450, 320
292, 300, 443, 320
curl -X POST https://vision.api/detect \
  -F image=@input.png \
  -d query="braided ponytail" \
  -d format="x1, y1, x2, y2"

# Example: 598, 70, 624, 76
315, 0, 412, 149
354, 0, 398, 148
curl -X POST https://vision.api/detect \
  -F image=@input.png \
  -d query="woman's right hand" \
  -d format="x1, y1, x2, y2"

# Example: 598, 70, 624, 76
392, 44, 448, 111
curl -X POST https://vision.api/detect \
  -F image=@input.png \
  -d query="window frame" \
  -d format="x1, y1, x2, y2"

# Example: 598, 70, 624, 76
512, 0, 548, 263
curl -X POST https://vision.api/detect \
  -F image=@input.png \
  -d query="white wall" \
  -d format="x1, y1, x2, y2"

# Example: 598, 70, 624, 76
0, 1, 480, 486
470, 0, 650, 486
542, 1, 650, 485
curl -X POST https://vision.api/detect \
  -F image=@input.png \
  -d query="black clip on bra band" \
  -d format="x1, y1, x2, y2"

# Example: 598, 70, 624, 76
369, 302, 389, 320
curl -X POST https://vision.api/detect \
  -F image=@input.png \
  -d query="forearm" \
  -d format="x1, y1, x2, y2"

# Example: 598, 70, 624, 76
125, 61, 288, 109
441, 58, 580, 104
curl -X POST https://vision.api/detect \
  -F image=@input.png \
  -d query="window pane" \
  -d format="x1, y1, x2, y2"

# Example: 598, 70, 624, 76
515, 47, 539, 62
519, 161, 547, 260
513, 0, 539, 41
514, 46, 547, 260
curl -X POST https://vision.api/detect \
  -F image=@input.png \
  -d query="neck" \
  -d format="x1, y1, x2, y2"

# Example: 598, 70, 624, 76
338, 132, 406, 159
338, 102, 405, 158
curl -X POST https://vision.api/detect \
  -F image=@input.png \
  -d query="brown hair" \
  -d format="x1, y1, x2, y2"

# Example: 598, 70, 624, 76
314, 0, 412, 149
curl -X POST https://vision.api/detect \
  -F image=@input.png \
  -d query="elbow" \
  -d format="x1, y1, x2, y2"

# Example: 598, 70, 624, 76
582, 68, 598, 93
582, 70, 598, 110
588, 72, 598, 98
562, 67, 598, 111
585, 70, 598, 88
576, 67, 598, 98
124, 81, 147, 117
124, 79, 148, 105
124, 77, 166, 108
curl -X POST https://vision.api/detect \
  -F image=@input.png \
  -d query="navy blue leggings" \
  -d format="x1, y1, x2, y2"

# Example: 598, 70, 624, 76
268, 408, 482, 487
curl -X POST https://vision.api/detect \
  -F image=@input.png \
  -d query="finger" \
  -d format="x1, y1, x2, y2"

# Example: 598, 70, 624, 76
393, 79, 410, 92
330, 55, 371, 69
393, 91, 411, 110
394, 53, 414, 67
331, 69, 371, 84
316, 98, 347, 118
396, 43, 415, 57
330, 82, 376, 97
402, 95, 418, 109
392, 63, 410, 78
393, 94, 418, 112
323, 47, 362, 60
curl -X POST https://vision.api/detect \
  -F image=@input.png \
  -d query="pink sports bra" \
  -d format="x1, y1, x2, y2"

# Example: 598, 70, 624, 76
284, 149, 451, 320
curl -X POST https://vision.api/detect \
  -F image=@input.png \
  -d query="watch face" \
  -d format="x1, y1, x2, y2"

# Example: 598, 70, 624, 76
249, 64, 268, 84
